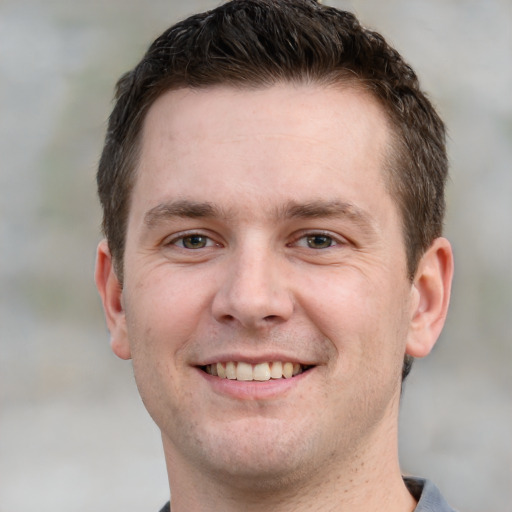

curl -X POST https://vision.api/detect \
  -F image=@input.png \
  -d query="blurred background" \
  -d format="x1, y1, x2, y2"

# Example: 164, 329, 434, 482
1, 0, 510, 510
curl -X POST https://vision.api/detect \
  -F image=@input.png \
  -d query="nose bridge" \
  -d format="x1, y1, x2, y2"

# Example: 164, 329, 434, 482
212, 235, 293, 327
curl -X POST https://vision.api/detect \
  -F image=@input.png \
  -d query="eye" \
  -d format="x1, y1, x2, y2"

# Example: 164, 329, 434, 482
293, 233, 340, 249
305, 234, 335, 249
173, 234, 214, 249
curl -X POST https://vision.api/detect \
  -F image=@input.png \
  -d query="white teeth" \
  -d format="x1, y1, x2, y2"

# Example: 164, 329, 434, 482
270, 361, 282, 379
283, 362, 293, 379
236, 362, 253, 381
217, 362, 226, 379
253, 362, 271, 381
205, 361, 308, 381
226, 361, 237, 380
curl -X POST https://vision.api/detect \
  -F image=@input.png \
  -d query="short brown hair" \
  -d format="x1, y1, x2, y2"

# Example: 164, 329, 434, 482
98, 0, 447, 286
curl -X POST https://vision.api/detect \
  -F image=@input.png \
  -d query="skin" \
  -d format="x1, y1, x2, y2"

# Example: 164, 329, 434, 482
96, 83, 453, 512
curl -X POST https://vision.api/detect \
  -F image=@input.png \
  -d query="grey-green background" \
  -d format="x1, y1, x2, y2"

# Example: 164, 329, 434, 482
1, 1, 511, 511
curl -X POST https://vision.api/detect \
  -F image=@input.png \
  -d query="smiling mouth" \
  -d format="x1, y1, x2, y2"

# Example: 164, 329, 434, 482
200, 361, 314, 381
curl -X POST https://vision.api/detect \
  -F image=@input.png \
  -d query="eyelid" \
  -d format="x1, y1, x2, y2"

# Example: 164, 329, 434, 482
289, 230, 349, 248
162, 230, 222, 248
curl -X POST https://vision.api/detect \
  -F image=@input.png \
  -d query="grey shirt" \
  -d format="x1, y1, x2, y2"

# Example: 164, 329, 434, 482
159, 477, 457, 511
405, 477, 457, 511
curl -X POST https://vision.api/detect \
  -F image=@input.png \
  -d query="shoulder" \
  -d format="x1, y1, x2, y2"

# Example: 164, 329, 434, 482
405, 477, 458, 512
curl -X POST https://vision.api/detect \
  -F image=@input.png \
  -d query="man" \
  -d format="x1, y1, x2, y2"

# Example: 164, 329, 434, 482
95, 1, 455, 510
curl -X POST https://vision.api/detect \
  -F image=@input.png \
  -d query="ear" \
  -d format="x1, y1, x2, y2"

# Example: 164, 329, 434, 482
406, 237, 454, 358
95, 240, 132, 360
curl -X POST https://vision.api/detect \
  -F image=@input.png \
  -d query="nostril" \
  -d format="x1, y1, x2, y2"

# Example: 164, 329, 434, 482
211, 284, 294, 327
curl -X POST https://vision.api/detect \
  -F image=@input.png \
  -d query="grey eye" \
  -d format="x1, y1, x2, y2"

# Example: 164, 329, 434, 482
181, 235, 209, 249
306, 235, 333, 249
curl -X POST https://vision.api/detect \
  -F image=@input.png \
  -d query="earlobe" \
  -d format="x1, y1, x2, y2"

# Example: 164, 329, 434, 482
406, 237, 454, 358
95, 240, 132, 360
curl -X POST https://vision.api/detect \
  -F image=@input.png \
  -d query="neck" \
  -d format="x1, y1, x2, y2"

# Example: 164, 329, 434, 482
163, 414, 416, 512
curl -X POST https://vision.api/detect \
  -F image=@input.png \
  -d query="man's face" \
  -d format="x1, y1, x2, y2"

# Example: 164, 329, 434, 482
108, 84, 420, 485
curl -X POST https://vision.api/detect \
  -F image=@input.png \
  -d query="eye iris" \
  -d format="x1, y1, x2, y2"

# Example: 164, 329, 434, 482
307, 235, 332, 249
183, 235, 207, 249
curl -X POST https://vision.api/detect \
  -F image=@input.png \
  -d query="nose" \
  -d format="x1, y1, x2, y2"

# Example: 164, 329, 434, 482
211, 243, 294, 329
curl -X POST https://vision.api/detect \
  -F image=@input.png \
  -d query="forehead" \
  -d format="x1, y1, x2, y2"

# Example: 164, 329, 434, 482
132, 83, 395, 223
141, 82, 389, 149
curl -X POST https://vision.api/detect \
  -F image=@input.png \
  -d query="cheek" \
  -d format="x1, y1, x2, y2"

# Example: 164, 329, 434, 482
120, 271, 209, 402
298, 267, 377, 336
123, 288, 197, 429
125, 267, 216, 346
297, 267, 409, 370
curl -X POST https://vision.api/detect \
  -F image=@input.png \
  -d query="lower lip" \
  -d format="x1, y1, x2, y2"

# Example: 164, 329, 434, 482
196, 367, 311, 400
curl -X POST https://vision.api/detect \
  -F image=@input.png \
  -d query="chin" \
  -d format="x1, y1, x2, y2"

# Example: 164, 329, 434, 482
202, 450, 313, 493
182, 416, 321, 489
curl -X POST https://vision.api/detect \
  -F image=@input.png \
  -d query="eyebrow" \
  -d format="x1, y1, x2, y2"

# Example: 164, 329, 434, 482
143, 198, 376, 234
282, 199, 371, 222
144, 200, 227, 227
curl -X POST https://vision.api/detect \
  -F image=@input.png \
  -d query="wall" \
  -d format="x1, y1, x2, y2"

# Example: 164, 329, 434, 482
1, 1, 510, 510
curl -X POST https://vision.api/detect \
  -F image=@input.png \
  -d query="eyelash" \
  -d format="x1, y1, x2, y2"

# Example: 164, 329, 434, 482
289, 231, 345, 250
165, 230, 345, 251
165, 232, 220, 250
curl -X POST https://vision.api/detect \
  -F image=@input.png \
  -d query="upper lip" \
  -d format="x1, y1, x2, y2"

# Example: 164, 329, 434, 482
193, 352, 319, 367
